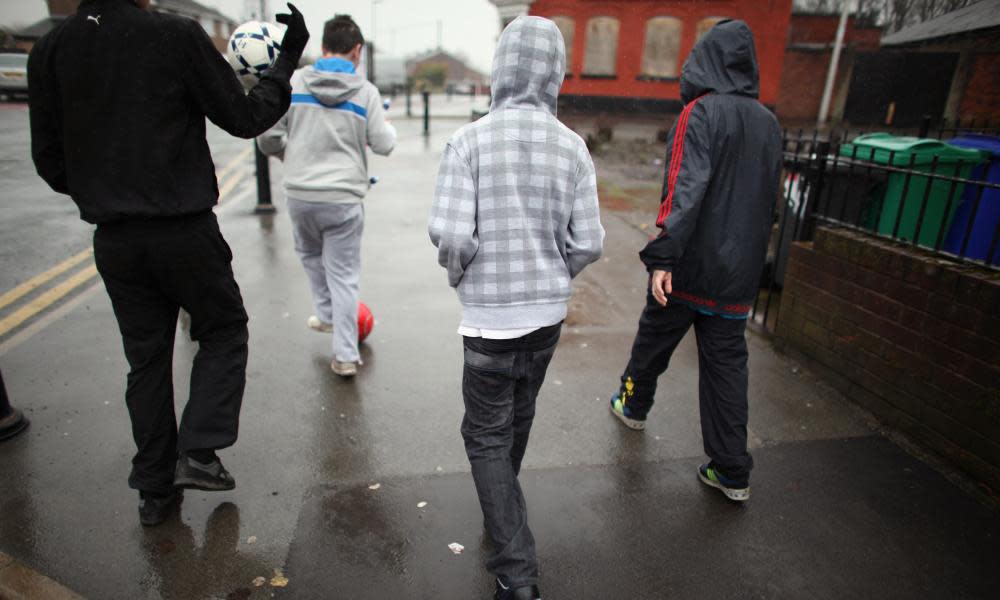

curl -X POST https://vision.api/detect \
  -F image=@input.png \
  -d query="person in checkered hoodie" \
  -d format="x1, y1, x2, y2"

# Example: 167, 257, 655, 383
429, 15, 604, 600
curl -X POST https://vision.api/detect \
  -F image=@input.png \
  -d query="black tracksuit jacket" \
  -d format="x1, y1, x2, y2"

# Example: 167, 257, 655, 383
28, 0, 292, 224
640, 20, 783, 318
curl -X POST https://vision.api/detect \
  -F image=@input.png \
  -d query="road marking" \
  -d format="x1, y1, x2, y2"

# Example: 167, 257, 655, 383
0, 248, 93, 311
217, 180, 255, 214
218, 167, 248, 203
0, 281, 102, 357
0, 264, 98, 338
216, 146, 253, 187
0, 146, 251, 343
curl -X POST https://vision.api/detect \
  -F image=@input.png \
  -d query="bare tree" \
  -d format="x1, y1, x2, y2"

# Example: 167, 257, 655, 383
794, 0, 978, 31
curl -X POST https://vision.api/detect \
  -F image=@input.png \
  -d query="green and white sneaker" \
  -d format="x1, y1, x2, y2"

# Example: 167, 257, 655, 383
609, 394, 645, 430
698, 463, 750, 502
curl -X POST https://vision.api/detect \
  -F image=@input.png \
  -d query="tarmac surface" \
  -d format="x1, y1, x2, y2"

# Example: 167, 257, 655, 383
0, 106, 998, 599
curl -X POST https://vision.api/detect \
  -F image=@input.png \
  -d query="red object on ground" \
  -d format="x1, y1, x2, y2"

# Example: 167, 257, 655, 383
358, 301, 374, 342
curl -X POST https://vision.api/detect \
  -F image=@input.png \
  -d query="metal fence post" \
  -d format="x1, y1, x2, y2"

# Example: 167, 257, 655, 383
422, 90, 430, 136
802, 140, 830, 241
254, 140, 275, 214
918, 114, 932, 139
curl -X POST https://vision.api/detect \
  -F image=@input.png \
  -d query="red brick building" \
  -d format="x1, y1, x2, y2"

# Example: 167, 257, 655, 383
492, 0, 793, 113
776, 13, 883, 123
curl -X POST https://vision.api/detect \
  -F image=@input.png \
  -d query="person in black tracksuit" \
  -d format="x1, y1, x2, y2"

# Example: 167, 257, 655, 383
28, 0, 309, 525
608, 20, 782, 502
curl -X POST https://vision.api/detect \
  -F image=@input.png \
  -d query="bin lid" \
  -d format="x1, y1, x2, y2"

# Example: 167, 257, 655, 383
947, 134, 1000, 158
841, 132, 984, 166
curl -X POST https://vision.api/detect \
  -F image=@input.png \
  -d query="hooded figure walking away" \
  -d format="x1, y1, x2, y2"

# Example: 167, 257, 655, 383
258, 14, 396, 377
429, 16, 604, 600
607, 20, 782, 502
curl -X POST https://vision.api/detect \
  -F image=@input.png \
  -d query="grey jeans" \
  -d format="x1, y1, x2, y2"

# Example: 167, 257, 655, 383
461, 322, 562, 588
287, 198, 364, 363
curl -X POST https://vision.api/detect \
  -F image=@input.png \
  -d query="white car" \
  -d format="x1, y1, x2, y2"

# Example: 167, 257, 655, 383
0, 53, 28, 99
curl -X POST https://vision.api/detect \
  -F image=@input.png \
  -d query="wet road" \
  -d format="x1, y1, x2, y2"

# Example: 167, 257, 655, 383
0, 102, 252, 295
1, 114, 998, 599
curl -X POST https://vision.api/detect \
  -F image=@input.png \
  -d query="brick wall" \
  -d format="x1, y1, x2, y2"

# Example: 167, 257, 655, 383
958, 53, 1000, 122
786, 14, 882, 49
776, 14, 882, 123
776, 226, 1000, 491
776, 50, 831, 121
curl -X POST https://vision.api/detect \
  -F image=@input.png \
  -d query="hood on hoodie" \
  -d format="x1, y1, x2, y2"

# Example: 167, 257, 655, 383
490, 16, 565, 115
680, 19, 759, 105
302, 64, 365, 106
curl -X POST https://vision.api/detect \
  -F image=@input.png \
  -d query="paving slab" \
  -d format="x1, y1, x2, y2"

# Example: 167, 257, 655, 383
277, 436, 1000, 599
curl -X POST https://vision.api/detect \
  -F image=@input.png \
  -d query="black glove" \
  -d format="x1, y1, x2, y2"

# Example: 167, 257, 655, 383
276, 2, 309, 67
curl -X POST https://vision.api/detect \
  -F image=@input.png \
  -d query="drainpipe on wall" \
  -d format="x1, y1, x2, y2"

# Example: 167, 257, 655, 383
817, 0, 852, 128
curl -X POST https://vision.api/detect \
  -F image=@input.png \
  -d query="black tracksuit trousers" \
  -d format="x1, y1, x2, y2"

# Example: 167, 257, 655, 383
93, 211, 248, 495
619, 291, 754, 483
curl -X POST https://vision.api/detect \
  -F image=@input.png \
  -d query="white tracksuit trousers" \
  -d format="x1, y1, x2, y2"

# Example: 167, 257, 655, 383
287, 198, 363, 363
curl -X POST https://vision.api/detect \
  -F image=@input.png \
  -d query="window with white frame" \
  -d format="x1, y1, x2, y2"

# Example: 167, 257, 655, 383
551, 16, 575, 74
640, 17, 682, 79
696, 17, 728, 41
582, 16, 619, 77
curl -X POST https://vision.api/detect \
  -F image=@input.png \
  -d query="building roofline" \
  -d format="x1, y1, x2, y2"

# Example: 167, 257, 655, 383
881, 0, 1000, 46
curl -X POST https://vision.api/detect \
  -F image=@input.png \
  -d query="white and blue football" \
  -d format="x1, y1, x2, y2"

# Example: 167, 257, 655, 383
226, 21, 285, 89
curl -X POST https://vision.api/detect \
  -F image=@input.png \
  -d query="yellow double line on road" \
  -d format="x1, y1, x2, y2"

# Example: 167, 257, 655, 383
217, 146, 253, 205
0, 249, 97, 337
0, 147, 254, 340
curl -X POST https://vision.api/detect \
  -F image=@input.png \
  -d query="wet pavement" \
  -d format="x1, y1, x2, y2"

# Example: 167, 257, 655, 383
1, 115, 998, 599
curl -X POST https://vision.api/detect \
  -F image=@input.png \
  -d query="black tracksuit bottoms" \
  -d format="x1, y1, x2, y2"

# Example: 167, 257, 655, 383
619, 291, 753, 483
93, 211, 248, 495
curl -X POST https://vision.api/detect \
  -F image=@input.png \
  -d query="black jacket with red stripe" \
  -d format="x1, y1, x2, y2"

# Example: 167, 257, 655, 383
640, 19, 782, 318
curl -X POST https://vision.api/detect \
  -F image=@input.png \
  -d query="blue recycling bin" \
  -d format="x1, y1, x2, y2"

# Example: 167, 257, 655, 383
942, 134, 1000, 264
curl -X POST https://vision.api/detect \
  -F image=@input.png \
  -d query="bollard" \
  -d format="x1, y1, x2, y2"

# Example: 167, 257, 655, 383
0, 368, 29, 441
422, 90, 430, 136
406, 84, 412, 117
254, 140, 275, 214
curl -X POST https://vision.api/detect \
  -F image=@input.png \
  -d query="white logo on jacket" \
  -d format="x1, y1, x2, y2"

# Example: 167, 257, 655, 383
87, 15, 101, 26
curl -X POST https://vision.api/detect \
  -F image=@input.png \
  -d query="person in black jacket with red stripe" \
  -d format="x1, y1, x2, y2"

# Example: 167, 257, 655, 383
28, 0, 309, 526
608, 20, 782, 503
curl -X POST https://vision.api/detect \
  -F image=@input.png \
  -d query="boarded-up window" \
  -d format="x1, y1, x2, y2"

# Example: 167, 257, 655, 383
696, 17, 728, 41
552, 16, 575, 72
582, 16, 619, 77
641, 17, 682, 79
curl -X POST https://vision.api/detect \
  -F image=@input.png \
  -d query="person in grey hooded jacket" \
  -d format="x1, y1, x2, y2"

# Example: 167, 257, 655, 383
259, 14, 395, 376
608, 20, 782, 503
429, 15, 603, 600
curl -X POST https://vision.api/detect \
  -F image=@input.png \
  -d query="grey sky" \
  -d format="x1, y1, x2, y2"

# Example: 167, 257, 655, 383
1, 0, 501, 73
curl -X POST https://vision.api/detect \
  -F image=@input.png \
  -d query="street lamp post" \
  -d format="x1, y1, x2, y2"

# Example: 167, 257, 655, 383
253, 0, 275, 214
370, 0, 383, 85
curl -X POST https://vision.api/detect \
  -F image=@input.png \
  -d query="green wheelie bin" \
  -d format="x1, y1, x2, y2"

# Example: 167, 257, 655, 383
840, 133, 984, 248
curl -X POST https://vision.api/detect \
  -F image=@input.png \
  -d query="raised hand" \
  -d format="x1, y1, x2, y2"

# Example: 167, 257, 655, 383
275, 3, 309, 66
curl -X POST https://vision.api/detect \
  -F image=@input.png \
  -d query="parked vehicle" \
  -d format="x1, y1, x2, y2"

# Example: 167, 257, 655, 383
0, 52, 28, 100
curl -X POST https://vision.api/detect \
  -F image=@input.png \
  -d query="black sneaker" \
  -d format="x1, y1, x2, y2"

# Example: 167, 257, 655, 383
0, 409, 30, 442
494, 578, 541, 600
139, 491, 181, 527
173, 454, 236, 491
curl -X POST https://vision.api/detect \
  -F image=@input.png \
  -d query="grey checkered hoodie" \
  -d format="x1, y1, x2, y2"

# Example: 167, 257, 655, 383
428, 16, 604, 330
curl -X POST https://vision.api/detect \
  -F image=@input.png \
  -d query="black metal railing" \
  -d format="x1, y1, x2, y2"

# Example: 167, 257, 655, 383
751, 127, 1000, 333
